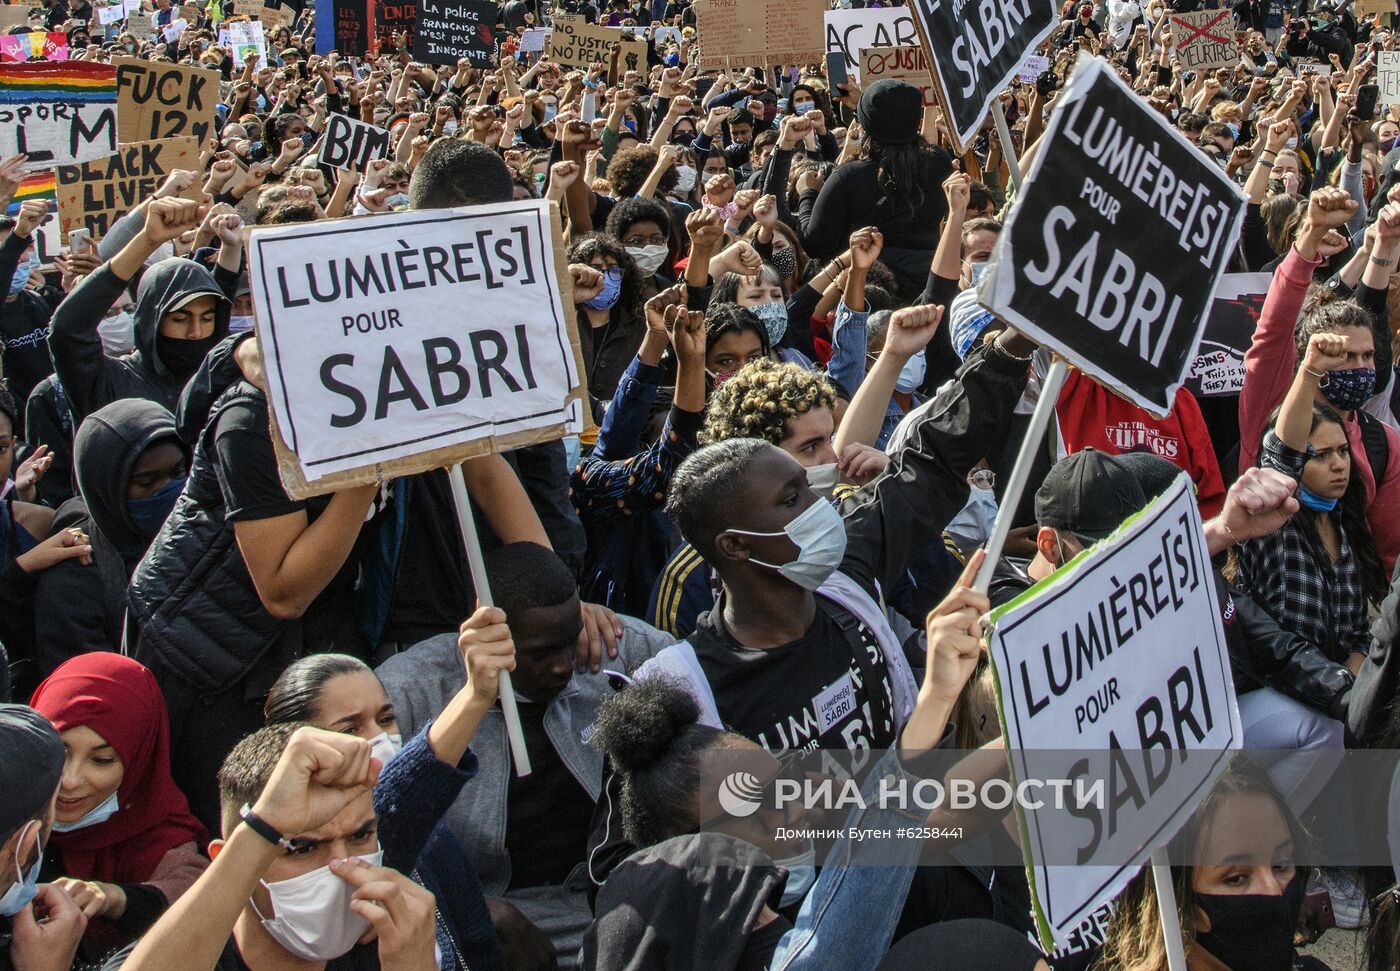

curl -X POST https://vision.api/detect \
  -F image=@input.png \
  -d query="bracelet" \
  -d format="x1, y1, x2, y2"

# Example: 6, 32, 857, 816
1372, 256, 1396, 266
1259, 150, 1277, 159
1219, 520, 1239, 547
1305, 366, 1328, 379
239, 803, 294, 851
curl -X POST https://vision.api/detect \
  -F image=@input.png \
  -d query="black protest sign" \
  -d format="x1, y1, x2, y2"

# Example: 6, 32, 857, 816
1185, 272, 1269, 398
114, 57, 218, 148
906, 0, 1057, 152
413, 0, 496, 67
318, 112, 391, 171
982, 55, 1245, 417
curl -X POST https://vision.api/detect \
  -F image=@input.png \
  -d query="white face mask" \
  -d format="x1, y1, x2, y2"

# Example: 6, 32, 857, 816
727, 498, 848, 591
895, 350, 926, 394
674, 164, 697, 193
98, 309, 136, 356
228, 315, 255, 334
52, 792, 120, 833
775, 844, 816, 908
441, 120, 458, 135
0, 821, 41, 918
368, 732, 402, 766
804, 462, 840, 497
256, 849, 383, 961
626, 243, 669, 275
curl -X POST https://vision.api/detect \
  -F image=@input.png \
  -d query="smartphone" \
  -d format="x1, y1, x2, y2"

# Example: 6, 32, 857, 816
67, 227, 92, 252
1357, 82, 1380, 121
825, 50, 849, 90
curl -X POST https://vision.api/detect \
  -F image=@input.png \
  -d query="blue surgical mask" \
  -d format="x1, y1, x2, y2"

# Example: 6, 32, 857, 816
1225, 122, 1240, 140
895, 350, 926, 394
584, 267, 623, 311
793, 100, 815, 115
52, 792, 119, 833
750, 301, 788, 344
127, 476, 186, 536
1297, 485, 1340, 512
776, 845, 816, 908
0, 822, 42, 918
1320, 367, 1376, 412
9, 251, 37, 295
726, 498, 848, 591
543, 103, 558, 123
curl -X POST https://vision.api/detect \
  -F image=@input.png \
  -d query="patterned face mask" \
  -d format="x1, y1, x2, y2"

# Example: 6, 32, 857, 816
1320, 367, 1376, 412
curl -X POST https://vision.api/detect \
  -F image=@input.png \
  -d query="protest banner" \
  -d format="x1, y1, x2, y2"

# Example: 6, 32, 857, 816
860, 46, 936, 107
126, 11, 154, 36
317, 112, 391, 170
981, 54, 1245, 417
1169, 9, 1238, 72
6, 170, 54, 216
904, 0, 1057, 152
1379, 51, 1400, 103
55, 135, 200, 241
0, 31, 67, 61
1185, 273, 1269, 398
371, 0, 415, 54
114, 57, 218, 147
823, 6, 917, 76
695, 0, 824, 70
0, 61, 117, 170
987, 475, 1242, 948
413, 0, 496, 67
225, 19, 266, 66
548, 19, 645, 70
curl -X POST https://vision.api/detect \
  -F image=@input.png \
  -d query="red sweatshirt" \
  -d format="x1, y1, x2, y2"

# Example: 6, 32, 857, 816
1055, 370, 1226, 519
1239, 245, 1400, 576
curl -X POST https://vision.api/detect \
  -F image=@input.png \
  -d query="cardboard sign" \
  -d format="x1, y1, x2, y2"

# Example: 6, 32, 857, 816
905, 0, 1057, 152
0, 31, 67, 61
1019, 52, 1049, 83
548, 19, 645, 70
860, 46, 936, 108
413, 0, 496, 67
114, 57, 217, 148
694, 0, 824, 71
987, 477, 1241, 948
0, 61, 118, 170
317, 112, 390, 170
246, 201, 589, 494
981, 55, 1245, 417
1170, 9, 1238, 72
178, 5, 200, 23
1184, 272, 1269, 398
1354, 0, 1393, 15
1379, 50, 1400, 103
55, 135, 200, 240
0, 6, 35, 28
823, 7, 918, 76
126, 11, 154, 36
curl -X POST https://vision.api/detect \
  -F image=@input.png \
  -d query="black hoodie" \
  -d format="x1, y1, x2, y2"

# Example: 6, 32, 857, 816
47, 256, 232, 426
32, 399, 184, 676
584, 833, 788, 971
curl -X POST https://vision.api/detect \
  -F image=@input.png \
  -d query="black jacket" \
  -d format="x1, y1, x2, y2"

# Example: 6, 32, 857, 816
22, 375, 75, 508
48, 257, 232, 426
1348, 560, 1400, 745
33, 399, 184, 675
0, 233, 60, 405
127, 383, 288, 698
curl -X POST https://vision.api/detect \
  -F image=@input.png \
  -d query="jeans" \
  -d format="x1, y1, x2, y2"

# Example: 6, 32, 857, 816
1239, 686, 1344, 814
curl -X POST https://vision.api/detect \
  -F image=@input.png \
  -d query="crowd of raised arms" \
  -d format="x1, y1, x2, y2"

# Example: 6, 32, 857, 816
8, 0, 1400, 968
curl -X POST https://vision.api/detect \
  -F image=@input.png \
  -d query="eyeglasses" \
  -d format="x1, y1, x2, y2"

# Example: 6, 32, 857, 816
623, 234, 667, 247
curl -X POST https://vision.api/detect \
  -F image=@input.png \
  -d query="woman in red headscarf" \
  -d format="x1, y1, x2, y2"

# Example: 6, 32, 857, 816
29, 653, 208, 956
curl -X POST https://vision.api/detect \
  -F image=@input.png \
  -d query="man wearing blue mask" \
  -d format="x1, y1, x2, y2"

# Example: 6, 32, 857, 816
0, 703, 88, 971
0, 198, 63, 406
33, 400, 189, 676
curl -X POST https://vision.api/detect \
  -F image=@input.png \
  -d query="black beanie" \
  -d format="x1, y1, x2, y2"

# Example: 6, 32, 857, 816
856, 79, 923, 145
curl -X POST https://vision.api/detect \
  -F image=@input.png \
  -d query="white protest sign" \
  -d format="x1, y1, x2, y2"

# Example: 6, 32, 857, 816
225, 19, 266, 67
0, 62, 118, 170
1185, 272, 1270, 398
247, 201, 587, 493
987, 475, 1242, 948
1019, 52, 1048, 83
1169, 8, 1238, 72
317, 113, 390, 171
823, 6, 918, 77
520, 27, 548, 53
99, 3, 124, 25
1379, 51, 1400, 104
982, 54, 1245, 416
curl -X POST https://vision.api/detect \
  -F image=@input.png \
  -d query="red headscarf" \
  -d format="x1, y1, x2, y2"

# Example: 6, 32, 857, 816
29, 654, 207, 885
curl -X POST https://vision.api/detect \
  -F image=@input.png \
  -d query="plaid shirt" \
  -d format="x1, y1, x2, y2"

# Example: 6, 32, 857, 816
1236, 432, 1370, 661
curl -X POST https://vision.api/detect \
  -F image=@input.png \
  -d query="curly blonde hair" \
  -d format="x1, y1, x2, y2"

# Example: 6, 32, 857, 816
702, 358, 835, 446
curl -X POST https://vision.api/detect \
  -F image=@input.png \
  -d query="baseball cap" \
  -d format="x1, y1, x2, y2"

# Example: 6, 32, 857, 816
1034, 449, 1147, 541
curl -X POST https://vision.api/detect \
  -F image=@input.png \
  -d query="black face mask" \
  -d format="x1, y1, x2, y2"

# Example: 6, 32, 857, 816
1194, 873, 1306, 971
156, 331, 222, 378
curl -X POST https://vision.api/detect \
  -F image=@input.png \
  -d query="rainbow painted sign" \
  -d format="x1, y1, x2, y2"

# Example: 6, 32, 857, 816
0, 61, 118, 168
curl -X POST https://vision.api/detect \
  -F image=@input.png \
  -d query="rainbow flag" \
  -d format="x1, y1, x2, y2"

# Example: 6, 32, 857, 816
7, 172, 54, 216
0, 61, 116, 104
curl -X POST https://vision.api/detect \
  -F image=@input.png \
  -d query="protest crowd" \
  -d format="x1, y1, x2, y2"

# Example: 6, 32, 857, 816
9, 0, 1400, 968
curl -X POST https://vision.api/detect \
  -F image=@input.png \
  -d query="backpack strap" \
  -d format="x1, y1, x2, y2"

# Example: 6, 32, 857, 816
1359, 411, 1390, 486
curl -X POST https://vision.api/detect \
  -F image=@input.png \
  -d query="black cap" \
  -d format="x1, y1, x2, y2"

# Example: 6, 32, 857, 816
1113, 451, 1185, 504
1034, 449, 1147, 541
856, 79, 923, 146
0, 704, 63, 835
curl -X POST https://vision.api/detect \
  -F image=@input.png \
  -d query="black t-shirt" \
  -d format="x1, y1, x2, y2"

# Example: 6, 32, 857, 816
691, 597, 896, 753
505, 700, 596, 890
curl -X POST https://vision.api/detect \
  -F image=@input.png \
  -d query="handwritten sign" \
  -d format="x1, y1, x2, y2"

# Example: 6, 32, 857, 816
55, 135, 201, 241
114, 57, 217, 148
317, 112, 391, 170
0, 61, 118, 170
1171, 9, 1239, 72
548, 19, 645, 70
860, 45, 936, 107
694, 0, 824, 70
413, 0, 496, 67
